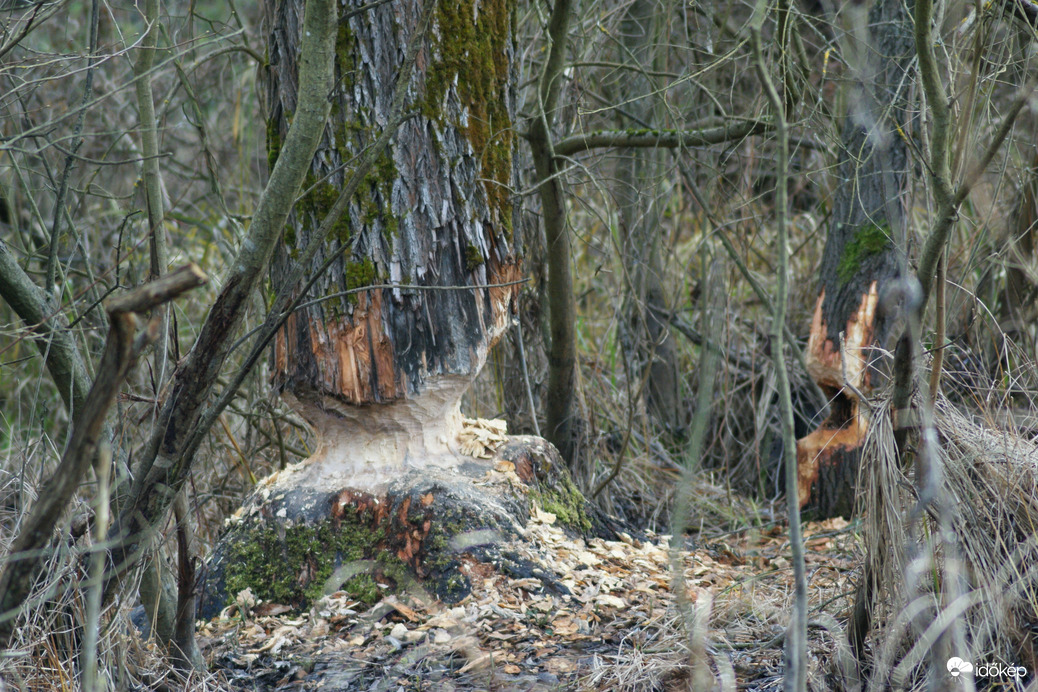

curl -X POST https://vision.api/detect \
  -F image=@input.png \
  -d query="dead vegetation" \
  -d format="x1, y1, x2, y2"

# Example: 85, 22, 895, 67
3, 0, 1038, 690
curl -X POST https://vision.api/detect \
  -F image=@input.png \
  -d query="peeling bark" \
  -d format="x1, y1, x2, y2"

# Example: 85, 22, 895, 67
265, 0, 520, 480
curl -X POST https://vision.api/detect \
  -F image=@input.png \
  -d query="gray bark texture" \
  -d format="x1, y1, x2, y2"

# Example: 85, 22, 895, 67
266, 0, 521, 410
816, 0, 913, 350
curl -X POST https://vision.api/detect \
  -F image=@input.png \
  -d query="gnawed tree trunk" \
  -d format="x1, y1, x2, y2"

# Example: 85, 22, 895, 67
266, 0, 520, 483
199, 0, 613, 614
199, 437, 613, 616
796, 0, 913, 518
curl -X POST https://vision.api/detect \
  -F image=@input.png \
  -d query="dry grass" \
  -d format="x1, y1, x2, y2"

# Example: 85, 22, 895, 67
857, 357, 1038, 689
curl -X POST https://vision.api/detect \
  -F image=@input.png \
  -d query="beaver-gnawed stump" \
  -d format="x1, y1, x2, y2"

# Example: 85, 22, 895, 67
199, 436, 618, 618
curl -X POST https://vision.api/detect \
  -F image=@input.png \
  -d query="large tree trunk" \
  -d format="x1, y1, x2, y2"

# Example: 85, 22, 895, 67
796, 0, 913, 518
266, 0, 520, 488
199, 0, 611, 615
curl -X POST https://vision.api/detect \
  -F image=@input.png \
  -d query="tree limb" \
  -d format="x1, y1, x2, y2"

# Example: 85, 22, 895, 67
0, 264, 206, 649
553, 119, 769, 157
916, 76, 1036, 302
0, 239, 91, 415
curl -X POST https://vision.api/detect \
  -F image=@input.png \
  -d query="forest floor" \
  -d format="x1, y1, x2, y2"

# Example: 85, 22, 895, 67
197, 506, 861, 691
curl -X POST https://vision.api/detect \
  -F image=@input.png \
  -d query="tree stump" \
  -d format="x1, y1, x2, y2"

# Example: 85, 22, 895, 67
199, 435, 617, 619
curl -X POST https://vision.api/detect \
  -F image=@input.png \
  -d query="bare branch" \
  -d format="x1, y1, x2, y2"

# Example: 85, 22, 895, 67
105, 263, 207, 315
0, 264, 206, 649
552, 119, 770, 157
0, 239, 91, 415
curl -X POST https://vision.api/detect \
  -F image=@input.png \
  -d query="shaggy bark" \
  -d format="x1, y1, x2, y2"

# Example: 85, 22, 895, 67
265, 0, 520, 485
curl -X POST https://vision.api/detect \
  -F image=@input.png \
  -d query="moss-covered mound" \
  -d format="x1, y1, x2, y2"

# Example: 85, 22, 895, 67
199, 437, 619, 618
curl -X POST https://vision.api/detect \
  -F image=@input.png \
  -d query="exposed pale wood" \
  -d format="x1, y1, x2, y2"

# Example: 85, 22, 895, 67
805, 284, 879, 393
199, 437, 618, 618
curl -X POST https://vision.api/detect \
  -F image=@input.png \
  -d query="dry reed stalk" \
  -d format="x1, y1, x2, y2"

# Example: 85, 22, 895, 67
857, 388, 1038, 689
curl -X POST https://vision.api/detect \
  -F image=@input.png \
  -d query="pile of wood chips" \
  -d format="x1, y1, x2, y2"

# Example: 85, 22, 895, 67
200, 498, 861, 690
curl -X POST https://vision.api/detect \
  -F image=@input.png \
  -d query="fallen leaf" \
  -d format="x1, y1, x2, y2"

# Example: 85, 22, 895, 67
546, 658, 577, 674
596, 594, 626, 609
551, 616, 578, 636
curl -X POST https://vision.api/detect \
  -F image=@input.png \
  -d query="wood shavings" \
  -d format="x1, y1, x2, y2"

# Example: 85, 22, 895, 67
203, 514, 862, 691
457, 417, 508, 458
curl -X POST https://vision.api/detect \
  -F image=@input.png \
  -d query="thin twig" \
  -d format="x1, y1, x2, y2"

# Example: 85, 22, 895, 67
750, 3, 806, 689
45, 0, 101, 291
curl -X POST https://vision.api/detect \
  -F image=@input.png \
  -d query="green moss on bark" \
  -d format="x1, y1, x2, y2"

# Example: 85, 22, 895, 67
465, 244, 484, 270
266, 117, 282, 171
218, 490, 488, 611
344, 257, 377, 304
528, 472, 592, 533
837, 222, 891, 285
222, 513, 395, 607
422, 0, 514, 235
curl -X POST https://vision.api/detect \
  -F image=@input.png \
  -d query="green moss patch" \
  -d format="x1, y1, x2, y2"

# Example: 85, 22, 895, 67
837, 222, 891, 284
222, 511, 401, 609
528, 472, 592, 533
465, 244, 484, 271
218, 489, 492, 612
423, 0, 514, 231
265, 117, 281, 171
